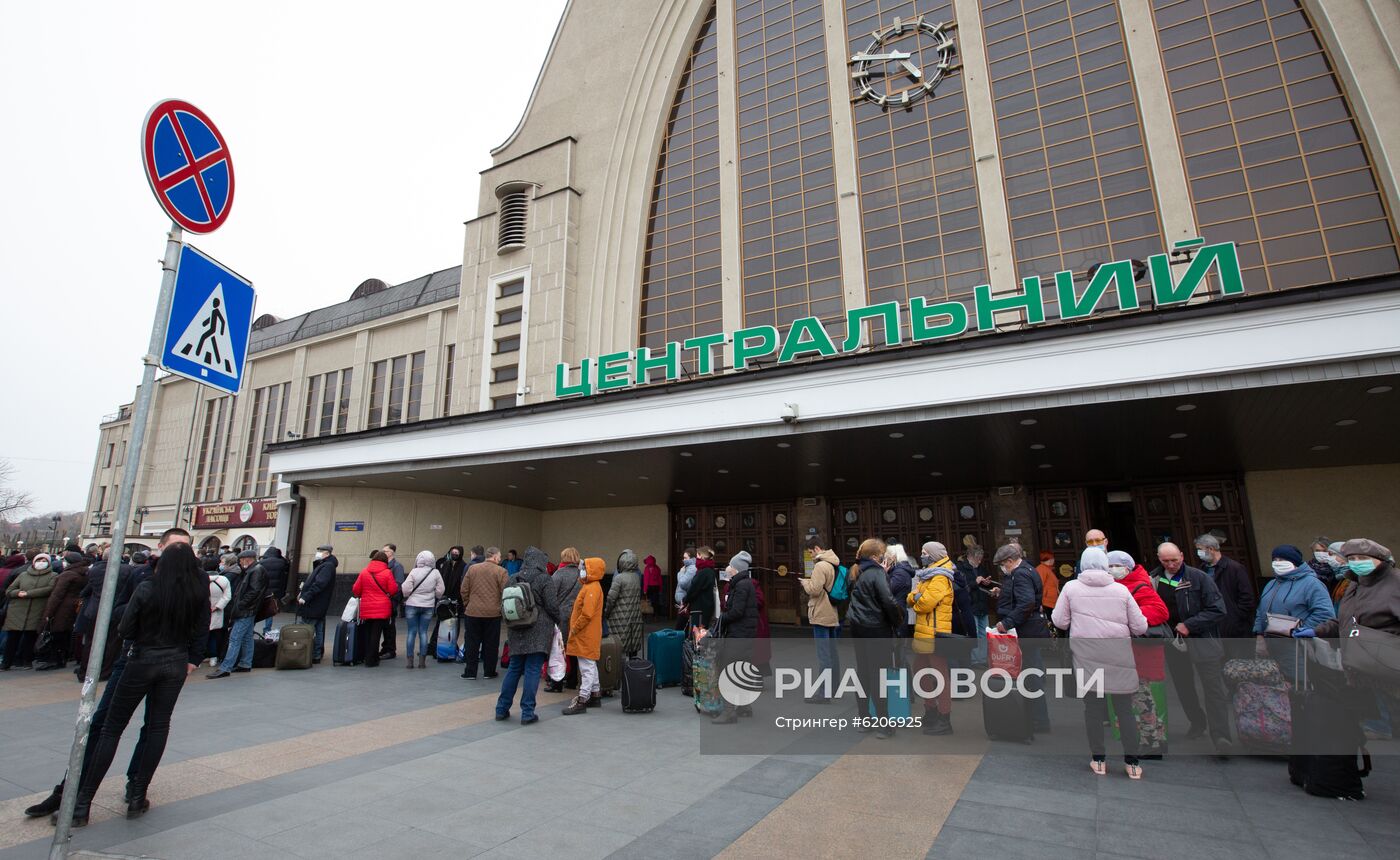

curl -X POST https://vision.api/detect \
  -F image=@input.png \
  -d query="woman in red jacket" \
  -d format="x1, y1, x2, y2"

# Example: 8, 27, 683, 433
1109, 551, 1171, 756
352, 551, 398, 667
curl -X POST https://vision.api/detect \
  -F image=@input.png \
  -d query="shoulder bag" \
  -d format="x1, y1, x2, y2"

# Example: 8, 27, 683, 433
1130, 583, 1173, 641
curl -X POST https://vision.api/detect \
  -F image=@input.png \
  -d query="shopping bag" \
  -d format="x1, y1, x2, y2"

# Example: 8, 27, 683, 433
548, 627, 566, 682
341, 596, 360, 623
986, 628, 1022, 678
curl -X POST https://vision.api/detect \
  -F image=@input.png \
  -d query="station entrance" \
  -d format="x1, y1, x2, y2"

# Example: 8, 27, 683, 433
668, 475, 1255, 626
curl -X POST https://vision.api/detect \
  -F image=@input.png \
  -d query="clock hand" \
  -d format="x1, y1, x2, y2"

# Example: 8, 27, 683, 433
851, 50, 911, 62
900, 60, 923, 80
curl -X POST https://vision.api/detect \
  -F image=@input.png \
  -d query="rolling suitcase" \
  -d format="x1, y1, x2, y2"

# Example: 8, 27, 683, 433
648, 628, 685, 688
869, 667, 913, 719
621, 657, 657, 712
275, 623, 314, 670
1234, 682, 1291, 751
597, 635, 622, 693
681, 633, 697, 695
981, 688, 1034, 743
252, 633, 278, 669
333, 619, 362, 666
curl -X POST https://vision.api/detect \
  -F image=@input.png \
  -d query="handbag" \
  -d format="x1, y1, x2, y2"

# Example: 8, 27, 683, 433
1340, 617, 1400, 680
341, 596, 361, 623
1265, 612, 1301, 637
255, 594, 279, 622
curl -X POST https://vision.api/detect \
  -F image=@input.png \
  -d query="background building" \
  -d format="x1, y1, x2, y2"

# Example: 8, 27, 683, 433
89, 0, 1400, 619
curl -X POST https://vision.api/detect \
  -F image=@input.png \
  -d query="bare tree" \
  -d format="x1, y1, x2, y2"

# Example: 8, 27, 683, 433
0, 459, 34, 521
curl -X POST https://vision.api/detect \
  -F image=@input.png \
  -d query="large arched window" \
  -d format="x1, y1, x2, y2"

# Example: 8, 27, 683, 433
1151, 0, 1398, 292
638, 5, 721, 368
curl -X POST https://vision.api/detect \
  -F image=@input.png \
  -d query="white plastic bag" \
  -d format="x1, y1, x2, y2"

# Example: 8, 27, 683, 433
341, 596, 360, 623
547, 626, 566, 681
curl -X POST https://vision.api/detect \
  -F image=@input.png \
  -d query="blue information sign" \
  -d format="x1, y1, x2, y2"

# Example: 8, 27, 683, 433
334, 521, 365, 532
160, 244, 255, 394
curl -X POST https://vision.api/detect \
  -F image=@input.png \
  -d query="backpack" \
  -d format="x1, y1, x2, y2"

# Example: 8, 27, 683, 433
501, 581, 538, 628
828, 564, 850, 602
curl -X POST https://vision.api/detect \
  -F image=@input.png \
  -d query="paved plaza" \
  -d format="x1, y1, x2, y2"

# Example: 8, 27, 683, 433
0, 621, 1395, 859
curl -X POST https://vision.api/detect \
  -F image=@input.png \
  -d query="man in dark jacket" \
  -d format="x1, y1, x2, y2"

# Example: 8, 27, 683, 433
1153, 541, 1232, 750
209, 550, 266, 678
296, 545, 337, 663
712, 551, 761, 724
496, 547, 555, 724
259, 547, 290, 635
1194, 534, 1256, 655
954, 547, 983, 662
430, 546, 466, 662
991, 544, 1051, 730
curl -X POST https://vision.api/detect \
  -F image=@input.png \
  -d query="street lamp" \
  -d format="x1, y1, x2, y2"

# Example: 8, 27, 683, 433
49, 515, 61, 550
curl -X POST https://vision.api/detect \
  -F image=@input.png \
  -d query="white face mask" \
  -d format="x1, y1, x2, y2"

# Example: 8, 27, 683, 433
1108, 564, 1128, 580
1196, 549, 1210, 561
33, 561, 49, 571
1313, 551, 1330, 564
578, 569, 587, 580
314, 552, 324, 560
1271, 560, 1296, 574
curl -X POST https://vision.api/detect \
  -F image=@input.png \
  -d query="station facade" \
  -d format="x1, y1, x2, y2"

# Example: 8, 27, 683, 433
88, 0, 1400, 618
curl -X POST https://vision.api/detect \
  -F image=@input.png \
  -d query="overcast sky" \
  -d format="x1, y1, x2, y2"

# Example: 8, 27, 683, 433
0, 0, 567, 514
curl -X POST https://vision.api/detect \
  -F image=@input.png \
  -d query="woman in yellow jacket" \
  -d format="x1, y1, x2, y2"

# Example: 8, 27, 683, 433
563, 557, 606, 715
909, 541, 956, 735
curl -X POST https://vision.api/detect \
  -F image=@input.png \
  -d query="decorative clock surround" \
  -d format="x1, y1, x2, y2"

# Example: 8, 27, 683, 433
849, 15, 957, 108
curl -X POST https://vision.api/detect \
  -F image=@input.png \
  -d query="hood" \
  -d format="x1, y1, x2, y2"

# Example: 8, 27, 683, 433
616, 549, 640, 573
815, 548, 840, 567
583, 557, 605, 583
364, 560, 390, 576
3, 553, 26, 568
1079, 547, 1111, 573
1077, 569, 1116, 587
262, 546, 284, 559
523, 546, 549, 578
1121, 566, 1151, 588
643, 555, 657, 566
415, 550, 436, 569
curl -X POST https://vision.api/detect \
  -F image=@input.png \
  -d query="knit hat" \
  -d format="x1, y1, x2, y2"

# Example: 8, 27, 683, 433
1327, 541, 1346, 558
729, 550, 752, 574
1106, 550, 1136, 569
921, 541, 948, 564
1340, 538, 1391, 561
221, 552, 239, 567
63, 551, 84, 565
1270, 545, 1303, 566
33, 552, 51, 565
992, 544, 1022, 565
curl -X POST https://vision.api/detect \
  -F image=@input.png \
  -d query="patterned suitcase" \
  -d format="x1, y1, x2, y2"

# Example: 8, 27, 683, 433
692, 636, 724, 716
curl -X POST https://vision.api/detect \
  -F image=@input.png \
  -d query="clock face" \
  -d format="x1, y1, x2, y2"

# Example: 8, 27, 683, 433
844, 509, 858, 524
850, 15, 957, 109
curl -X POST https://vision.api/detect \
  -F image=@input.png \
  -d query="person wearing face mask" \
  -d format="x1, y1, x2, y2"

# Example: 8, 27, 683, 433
910, 542, 956, 734
847, 539, 905, 738
1252, 545, 1334, 682
295, 544, 337, 664
992, 543, 1052, 732
1052, 547, 1149, 778
545, 547, 584, 692
1192, 534, 1256, 656
1326, 541, 1351, 608
2, 552, 57, 669
562, 557, 607, 714
1306, 537, 1337, 591
1299, 540, 1399, 688
711, 551, 760, 724
1152, 542, 1232, 751
1109, 550, 1171, 757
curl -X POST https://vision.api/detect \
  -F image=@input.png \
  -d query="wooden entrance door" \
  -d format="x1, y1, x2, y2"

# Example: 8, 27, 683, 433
672, 502, 801, 624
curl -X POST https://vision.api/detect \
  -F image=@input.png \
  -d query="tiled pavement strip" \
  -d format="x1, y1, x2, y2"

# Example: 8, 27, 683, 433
0, 621, 1394, 859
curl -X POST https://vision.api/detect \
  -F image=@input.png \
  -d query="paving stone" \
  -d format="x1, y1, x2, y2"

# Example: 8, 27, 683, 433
929, 825, 1085, 860
944, 799, 1097, 852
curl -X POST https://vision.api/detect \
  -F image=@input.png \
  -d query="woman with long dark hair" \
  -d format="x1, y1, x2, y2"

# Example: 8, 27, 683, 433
72, 542, 207, 824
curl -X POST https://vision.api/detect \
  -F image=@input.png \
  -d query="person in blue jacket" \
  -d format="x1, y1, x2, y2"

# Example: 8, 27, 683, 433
1253, 544, 1334, 682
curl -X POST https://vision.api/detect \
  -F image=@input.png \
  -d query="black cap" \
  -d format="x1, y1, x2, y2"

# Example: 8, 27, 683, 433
237, 549, 258, 560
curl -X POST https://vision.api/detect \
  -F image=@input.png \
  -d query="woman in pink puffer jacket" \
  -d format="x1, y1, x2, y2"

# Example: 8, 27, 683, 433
1051, 547, 1148, 779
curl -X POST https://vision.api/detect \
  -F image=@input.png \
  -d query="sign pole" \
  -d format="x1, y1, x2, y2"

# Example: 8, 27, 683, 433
50, 224, 183, 859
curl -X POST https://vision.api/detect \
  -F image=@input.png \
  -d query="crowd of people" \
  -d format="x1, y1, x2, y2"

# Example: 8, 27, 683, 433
2, 521, 1395, 824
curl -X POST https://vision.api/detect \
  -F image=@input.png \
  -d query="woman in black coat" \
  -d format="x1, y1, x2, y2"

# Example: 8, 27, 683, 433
711, 551, 760, 724
847, 538, 905, 737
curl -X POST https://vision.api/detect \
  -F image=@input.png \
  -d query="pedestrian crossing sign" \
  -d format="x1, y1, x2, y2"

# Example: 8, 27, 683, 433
160, 243, 255, 394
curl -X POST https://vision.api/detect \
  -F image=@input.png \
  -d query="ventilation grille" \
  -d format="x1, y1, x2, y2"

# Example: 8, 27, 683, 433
497, 191, 529, 253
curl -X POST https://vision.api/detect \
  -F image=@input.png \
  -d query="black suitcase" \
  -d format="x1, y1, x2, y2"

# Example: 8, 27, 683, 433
1290, 686, 1370, 799
275, 623, 314, 670
982, 689, 1034, 743
333, 620, 362, 666
621, 657, 657, 712
251, 633, 278, 669
681, 633, 696, 695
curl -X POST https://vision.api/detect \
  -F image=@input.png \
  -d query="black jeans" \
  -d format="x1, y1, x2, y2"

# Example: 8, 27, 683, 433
851, 624, 892, 721
1164, 644, 1231, 740
379, 612, 398, 657
1085, 691, 1140, 764
461, 616, 501, 678
79, 646, 188, 799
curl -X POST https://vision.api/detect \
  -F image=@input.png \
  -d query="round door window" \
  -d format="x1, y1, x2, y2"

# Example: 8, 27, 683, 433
959, 505, 975, 520
882, 508, 897, 523
774, 512, 788, 526
847, 536, 859, 549
683, 516, 697, 530
1201, 494, 1222, 512
844, 509, 858, 524
1050, 501, 1068, 517
714, 514, 727, 529
742, 513, 756, 529
918, 506, 933, 522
